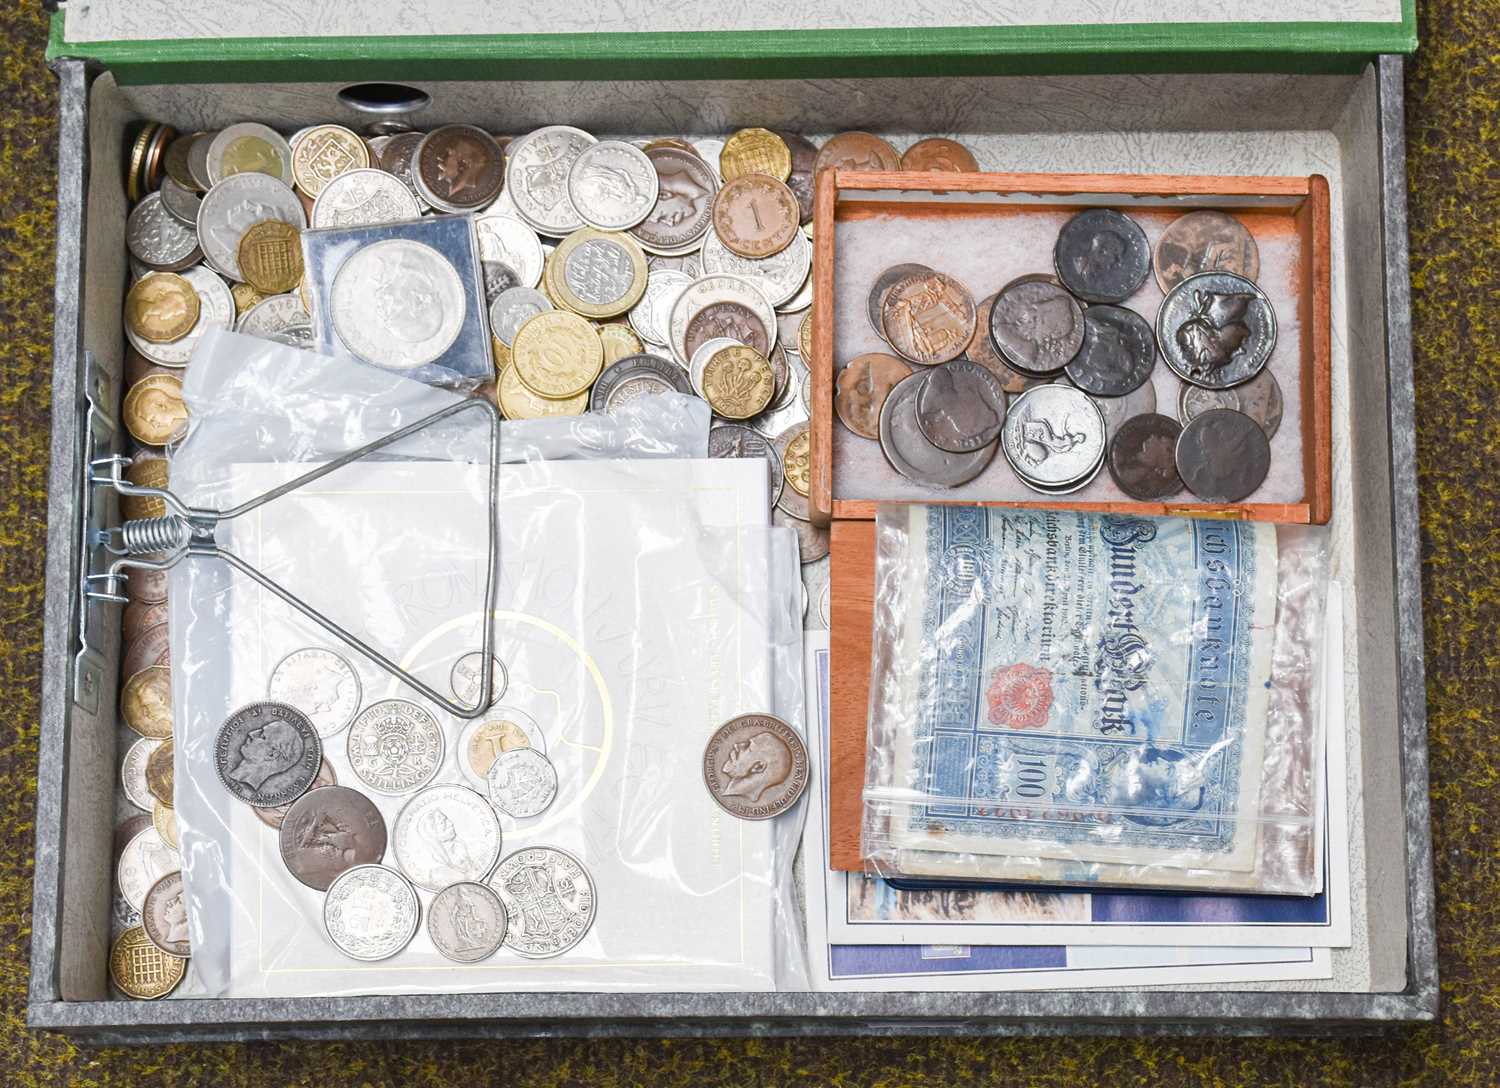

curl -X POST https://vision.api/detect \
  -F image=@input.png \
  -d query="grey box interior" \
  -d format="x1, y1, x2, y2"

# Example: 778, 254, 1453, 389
30, 56, 1435, 1039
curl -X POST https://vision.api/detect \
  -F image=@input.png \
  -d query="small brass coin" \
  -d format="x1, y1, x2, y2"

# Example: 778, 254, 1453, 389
497, 365, 589, 420
153, 800, 179, 851
291, 124, 370, 197
122, 374, 189, 447
124, 273, 200, 344
122, 665, 174, 740
120, 457, 168, 521
237, 220, 304, 295
702, 344, 775, 420
145, 738, 175, 808
109, 926, 185, 1000
511, 311, 604, 399
719, 127, 792, 182
598, 323, 643, 365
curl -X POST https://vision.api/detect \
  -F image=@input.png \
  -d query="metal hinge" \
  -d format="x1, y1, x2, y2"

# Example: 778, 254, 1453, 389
74, 351, 117, 715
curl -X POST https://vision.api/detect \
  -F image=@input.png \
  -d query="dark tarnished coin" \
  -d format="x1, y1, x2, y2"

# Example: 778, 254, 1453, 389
123, 621, 171, 677
255, 757, 337, 829
989, 279, 1085, 376
414, 124, 505, 213
836, 352, 912, 440
1176, 408, 1272, 502
703, 712, 809, 820
1178, 367, 1284, 439
1054, 208, 1152, 303
914, 358, 1008, 453
881, 271, 975, 365
278, 785, 387, 891
214, 701, 323, 808
879, 373, 998, 488
141, 872, 191, 958
867, 262, 932, 340
772, 506, 829, 565
1001, 384, 1107, 490
709, 423, 785, 509
1064, 304, 1156, 397
1157, 271, 1277, 390
772, 131, 819, 223
965, 293, 1046, 394
428, 881, 509, 963
377, 130, 428, 207
1154, 209, 1260, 293
1107, 413, 1185, 500
1067, 375, 1157, 439
589, 352, 694, 413
685, 300, 770, 359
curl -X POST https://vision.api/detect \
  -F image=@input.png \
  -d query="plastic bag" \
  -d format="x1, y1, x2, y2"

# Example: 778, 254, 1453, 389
861, 504, 1327, 896
166, 330, 808, 996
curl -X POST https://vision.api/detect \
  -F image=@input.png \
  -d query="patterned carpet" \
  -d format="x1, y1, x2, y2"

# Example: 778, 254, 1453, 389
0, 2, 1494, 1084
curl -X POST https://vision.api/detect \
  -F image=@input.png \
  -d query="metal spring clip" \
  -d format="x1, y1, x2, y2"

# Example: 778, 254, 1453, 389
87, 398, 501, 719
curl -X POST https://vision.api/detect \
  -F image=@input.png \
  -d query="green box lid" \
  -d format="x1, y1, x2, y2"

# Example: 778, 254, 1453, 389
48, 1, 1416, 84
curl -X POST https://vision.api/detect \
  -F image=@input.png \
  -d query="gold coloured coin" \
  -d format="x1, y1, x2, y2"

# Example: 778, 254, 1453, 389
784, 429, 812, 496
719, 127, 792, 182
122, 665, 174, 740
290, 124, 369, 197
231, 281, 268, 316
497, 365, 589, 420
511, 311, 604, 399
153, 800, 179, 851
544, 228, 649, 320
492, 337, 512, 373
702, 344, 775, 420
598, 323, 643, 365
125, 124, 156, 204
121, 457, 169, 521
146, 738, 175, 808
237, 220, 304, 295
124, 273, 200, 344
123, 374, 189, 446
798, 306, 815, 362
110, 926, 185, 1000
464, 718, 534, 781
643, 137, 699, 156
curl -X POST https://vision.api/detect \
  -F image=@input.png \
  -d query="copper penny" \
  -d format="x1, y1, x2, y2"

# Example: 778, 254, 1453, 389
125, 347, 174, 387
145, 738, 175, 807
278, 784, 388, 891
899, 137, 979, 173
255, 757, 337, 829
1107, 412, 1185, 500
123, 622, 172, 676
772, 131, 819, 223
813, 131, 900, 176
835, 352, 913, 440
702, 712, 809, 820
711, 175, 800, 259
684, 301, 770, 360
123, 599, 169, 644
1153, 209, 1260, 293
415, 124, 505, 212
880, 271, 976, 365
125, 566, 170, 608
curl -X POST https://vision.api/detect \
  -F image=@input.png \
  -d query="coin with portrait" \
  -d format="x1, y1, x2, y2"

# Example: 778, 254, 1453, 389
214, 701, 323, 808
122, 373, 189, 446
331, 239, 466, 371
141, 872, 192, 958
1106, 412, 1185, 500
122, 664, 174, 739
394, 783, 503, 892
914, 358, 1008, 453
702, 712, 809, 820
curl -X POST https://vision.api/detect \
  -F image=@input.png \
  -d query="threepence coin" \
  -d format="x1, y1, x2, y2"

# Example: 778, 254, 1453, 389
702, 712, 809, 820
214, 701, 323, 808
1154, 209, 1260, 293
393, 783, 504, 892
719, 127, 792, 182
490, 846, 596, 958
323, 864, 421, 962
1157, 271, 1277, 390
267, 647, 362, 739
878, 373, 998, 489
237, 219, 304, 295
1175, 407, 1272, 503
121, 664, 174, 739
141, 871, 192, 958
1106, 412, 1186, 500
428, 881, 509, 963
145, 738, 174, 807
1054, 208, 1152, 304
914, 358, 1008, 453
486, 747, 559, 819
122, 374, 189, 446
153, 799, 179, 851
771, 421, 812, 510
124, 272, 199, 344
330, 238, 466, 370
881, 271, 975, 365
450, 651, 510, 710
347, 699, 445, 796
1178, 367, 1284, 439
702, 344, 776, 420
988, 279, 1085, 376
110, 926, 185, 999
567, 139, 658, 231
709, 423, 785, 509
127, 265, 233, 368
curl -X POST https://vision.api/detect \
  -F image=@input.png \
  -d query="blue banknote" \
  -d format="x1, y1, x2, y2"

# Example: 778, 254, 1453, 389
888, 505, 1277, 869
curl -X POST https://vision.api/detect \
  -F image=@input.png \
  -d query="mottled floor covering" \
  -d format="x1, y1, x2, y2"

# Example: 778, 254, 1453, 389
0, 2, 1493, 1084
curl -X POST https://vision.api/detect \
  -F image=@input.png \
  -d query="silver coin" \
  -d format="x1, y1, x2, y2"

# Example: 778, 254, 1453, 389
773, 506, 829, 564
186, 130, 215, 192
322, 864, 421, 962
700, 228, 810, 309
393, 784, 504, 892
121, 736, 162, 812
1178, 366, 1284, 438
206, 122, 293, 186
117, 827, 179, 914
267, 647, 362, 738
867, 262, 933, 339
818, 576, 831, 629
488, 286, 554, 348
752, 357, 810, 440
428, 881, 509, 963
310, 167, 421, 229
456, 706, 549, 791
646, 270, 694, 347
562, 234, 639, 308
504, 125, 598, 236
766, 339, 795, 410
126, 265, 234, 368
647, 253, 701, 278
566, 140, 658, 231
347, 699, 445, 796
628, 269, 691, 346
449, 651, 509, 710
1156, 271, 1277, 390
777, 269, 814, 314
589, 352, 694, 413
709, 422, 785, 509
879, 373, 998, 488
1066, 374, 1157, 439
691, 139, 726, 181
486, 747, 559, 818
195, 171, 305, 281
490, 846, 596, 958
667, 274, 776, 366
126, 192, 201, 271
158, 176, 202, 228
1001, 384, 1107, 488
215, 701, 323, 808
630, 147, 717, 253
330, 239, 466, 370
236, 291, 314, 347
914, 358, 1008, 453
689, 336, 742, 399
473, 213, 545, 290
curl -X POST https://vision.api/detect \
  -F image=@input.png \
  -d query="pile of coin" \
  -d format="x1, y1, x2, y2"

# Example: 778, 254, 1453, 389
837, 207, 1283, 503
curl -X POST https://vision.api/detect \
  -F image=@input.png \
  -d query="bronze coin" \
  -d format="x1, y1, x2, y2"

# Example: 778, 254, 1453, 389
702, 712, 809, 820
255, 757, 338, 830
141, 871, 191, 958
145, 739, 175, 808
684, 300, 770, 360
277, 784, 387, 891
711, 175, 800, 259
899, 137, 979, 173
1175, 408, 1271, 503
125, 566, 170, 607
125, 347, 175, 387
835, 352, 912, 440
814, 131, 901, 176
880, 271, 976, 365
772, 131, 819, 223
1153, 209, 1260, 293
1107, 413, 1185, 500
114, 813, 153, 857
964, 293, 1047, 394
120, 456, 169, 521
123, 599, 169, 644
415, 124, 505, 211
123, 622, 172, 677
988, 279, 1085, 375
